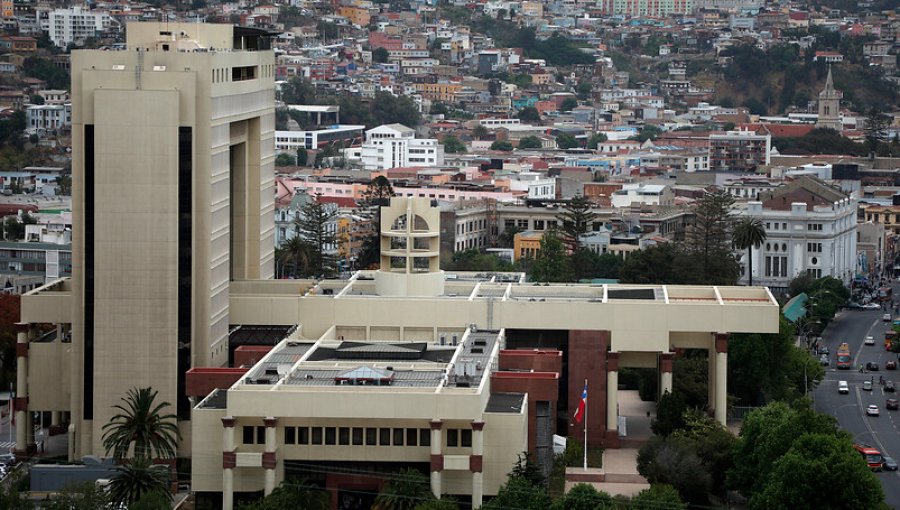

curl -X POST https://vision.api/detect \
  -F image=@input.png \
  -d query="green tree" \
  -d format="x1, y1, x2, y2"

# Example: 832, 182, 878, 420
560, 97, 578, 112
733, 217, 767, 286
276, 236, 313, 278
557, 194, 597, 251
482, 475, 551, 510
586, 132, 607, 149
630, 125, 662, 142
317, 20, 340, 40
618, 244, 701, 284
0, 472, 33, 509
129, 489, 172, 510
55, 174, 72, 195
570, 248, 602, 281
373, 47, 390, 63
442, 135, 467, 153
412, 498, 459, 510
750, 434, 885, 510
517, 135, 543, 149
630, 484, 686, 510
356, 176, 394, 270
101, 387, 180, 461
371, 91, 421, 127
509, 452, 545, 487
728, 400, 839, 496
556, 132, 579, 149
23, 57, 69, 90
651, 390, 686, 437
490, 140, 514, 151
296, 147, 308, 166
29, 94, 44, 105
673, 410, 736, 498
107, 457, 172, 509
238, 479, 329, 510
529, 231, 573, 282
576, 80, 593, 101
549, 483, 613, 510
44, 482, 112, 510
595, 253, 621, 279
686, 191, 739, 285
864, 107, 890, 156
473, 124, 489, 140
444, 250, 512, 272
517, 106, 541, 124
637, 436, 712, 505
279, 77, 317, 104
372, 468, 434, 510
275, 153, 295, 166
296, 197, 337, 277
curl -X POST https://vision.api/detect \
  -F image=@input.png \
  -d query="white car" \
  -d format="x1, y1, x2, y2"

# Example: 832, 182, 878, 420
868, 404, 880, 416
865, 303, 882, 309
864, 380, 874, 391
865, 336, 876, 346
885, 313, 893, 322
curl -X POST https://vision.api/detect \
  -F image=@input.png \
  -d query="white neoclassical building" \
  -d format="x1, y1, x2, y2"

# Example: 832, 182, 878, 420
736, 176, 857, 293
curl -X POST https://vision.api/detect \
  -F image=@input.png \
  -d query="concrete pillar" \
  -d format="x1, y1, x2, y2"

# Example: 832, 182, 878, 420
222, 417, 236, 510
708, 344, 716, 413
605, 352, 619, 447
660, 352, 674, 397
263, 417, 278, 496
15, 323, 28, 458
51, 411, 61, 427
471, 421, 485, 509
715, 334, 729, 426
429, 419, 443, 498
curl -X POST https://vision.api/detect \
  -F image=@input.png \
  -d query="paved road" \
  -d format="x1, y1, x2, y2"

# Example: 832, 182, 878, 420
813, 306, 900, 508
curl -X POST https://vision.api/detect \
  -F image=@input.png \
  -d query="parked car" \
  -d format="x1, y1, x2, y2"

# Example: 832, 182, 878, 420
884, 456, 898, 471
868, 362, 880, 371
864, 380, 874, 391
864, 302, 882, 309
868, 404, 880, 416
886, 381, 895, 392
888, 398, 899, 410
820, 354, 830, 366
865, 336, 876, 345
887, 360, 897, 370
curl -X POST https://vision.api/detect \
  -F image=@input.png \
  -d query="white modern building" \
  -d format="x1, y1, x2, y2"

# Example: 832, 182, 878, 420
361, 124, 444, 171
274, 125, 365, 152
736, 176, 856, 293
507, 172, 556, 200
610, 183, 675, 208
26, 103, 71, 133
48, 6, 113, 48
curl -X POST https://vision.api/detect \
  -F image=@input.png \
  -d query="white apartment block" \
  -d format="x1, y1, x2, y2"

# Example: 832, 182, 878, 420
48, 6, 113, 48
736, 176, 856, 293
361, 124, 444, 171
611, 183, 675, 209
26, 103, 71, 133
507, 172, 556, 200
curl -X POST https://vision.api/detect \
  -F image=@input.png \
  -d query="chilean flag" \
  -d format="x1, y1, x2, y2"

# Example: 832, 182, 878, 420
574, 383, 587, 424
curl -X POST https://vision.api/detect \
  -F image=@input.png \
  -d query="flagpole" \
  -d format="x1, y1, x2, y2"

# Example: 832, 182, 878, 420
583, 378, 588, 470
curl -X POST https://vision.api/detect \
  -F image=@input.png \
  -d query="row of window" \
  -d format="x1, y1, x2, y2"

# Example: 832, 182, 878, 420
243, 425, 473, 448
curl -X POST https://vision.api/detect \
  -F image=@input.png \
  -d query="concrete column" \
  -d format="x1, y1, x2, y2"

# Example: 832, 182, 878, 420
222, 417, 236, 510
708, 344, 716, 413
263, 417, 278, 496
51, 411, 61, 427
429, 419, 443, 498
715, 334, 728, 426
471, 421, 485, 509
660, 352, 674, 397
605, 352, 619, 447
15, 323, 28, 458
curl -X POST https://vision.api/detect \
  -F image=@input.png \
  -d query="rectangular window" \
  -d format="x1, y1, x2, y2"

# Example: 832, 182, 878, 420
339, 427, 350, 445
447, 429, 459, 447
352, 428, 363, 446
83, 124, 94, 420
311, 427, 323, 445
406, 428, 417, 446
393, 428, 405, 446
299, 427, 309, 445
285, 427, 296, 445
256, 426, 265, 445
366, 428, 377, 446
243, 426, 254, 444
325, 427, 336, 445
380, 428, 391, 446
420, 429, 430, 447
461, 429, 472, 447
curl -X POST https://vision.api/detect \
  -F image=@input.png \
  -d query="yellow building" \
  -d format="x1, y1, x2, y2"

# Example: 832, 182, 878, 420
338, 6, 371, 27
415, 82, 463, 102
513, 230, 544, 262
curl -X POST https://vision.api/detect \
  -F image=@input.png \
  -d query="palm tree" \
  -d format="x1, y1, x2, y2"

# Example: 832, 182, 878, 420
276, 236, 313, 278
107, 456, 172, 508
101, 387, 180, 461
240, 479, 329, 510
372, 468, 434, 510
733, 217, 767, 286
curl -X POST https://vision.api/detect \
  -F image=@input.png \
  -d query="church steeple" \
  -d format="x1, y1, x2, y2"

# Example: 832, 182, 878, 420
816, 65, 842, 131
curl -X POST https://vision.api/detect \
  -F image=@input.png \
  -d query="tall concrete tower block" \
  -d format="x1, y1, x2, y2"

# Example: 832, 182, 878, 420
69, 22, 276, 457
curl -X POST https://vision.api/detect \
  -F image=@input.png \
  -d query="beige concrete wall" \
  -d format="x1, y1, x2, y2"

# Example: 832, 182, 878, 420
21, 291, 71, 324
482, 407, 528, 495
192, 407, 226, 492
27, 342, 71, 411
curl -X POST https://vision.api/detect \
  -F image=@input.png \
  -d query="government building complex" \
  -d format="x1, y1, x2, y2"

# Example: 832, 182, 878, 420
15, 22, 779, 509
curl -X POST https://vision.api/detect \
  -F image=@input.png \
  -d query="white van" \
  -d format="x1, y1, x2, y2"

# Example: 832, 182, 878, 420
838, 380, 849, 394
